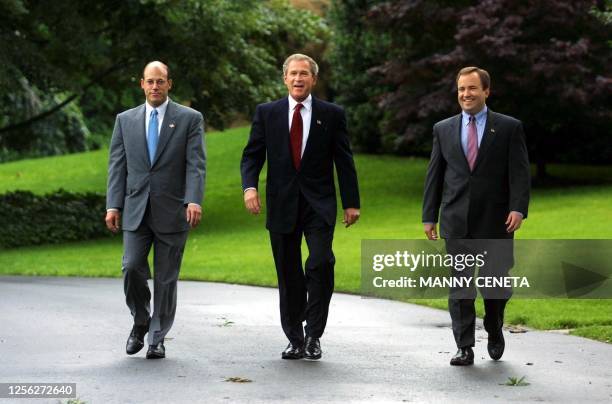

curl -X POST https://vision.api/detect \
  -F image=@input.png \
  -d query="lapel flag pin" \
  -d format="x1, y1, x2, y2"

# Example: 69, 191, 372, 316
169, 123, 175, 128
317, 120, 322, 125
490, 128, 495, 133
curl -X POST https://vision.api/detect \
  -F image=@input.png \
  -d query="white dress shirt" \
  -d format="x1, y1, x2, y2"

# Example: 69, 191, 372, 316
145, 97, 169, 139
288, 94, 313, 156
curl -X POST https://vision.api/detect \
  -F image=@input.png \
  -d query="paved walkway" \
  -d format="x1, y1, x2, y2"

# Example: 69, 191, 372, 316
0, 276, 611, 403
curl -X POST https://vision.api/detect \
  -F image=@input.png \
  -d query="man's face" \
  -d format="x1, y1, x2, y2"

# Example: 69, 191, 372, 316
457, 72, 489, 115
141, 65, 172, 107
284, 59, 317, 102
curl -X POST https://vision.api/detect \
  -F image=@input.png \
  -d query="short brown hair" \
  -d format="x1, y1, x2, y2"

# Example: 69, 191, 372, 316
282, 54, 319, 77
456, 67, 490, 90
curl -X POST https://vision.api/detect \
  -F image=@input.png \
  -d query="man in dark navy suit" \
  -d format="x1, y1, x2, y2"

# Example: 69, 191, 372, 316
241, 54, 360, 360
422, 67, 530, 366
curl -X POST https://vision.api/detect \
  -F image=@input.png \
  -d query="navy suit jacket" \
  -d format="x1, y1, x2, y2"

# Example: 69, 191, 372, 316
240, 96, 360, 233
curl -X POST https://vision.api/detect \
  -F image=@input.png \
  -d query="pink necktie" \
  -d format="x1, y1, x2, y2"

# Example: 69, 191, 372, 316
290, 103, 303, 169
467, 115, 478, 171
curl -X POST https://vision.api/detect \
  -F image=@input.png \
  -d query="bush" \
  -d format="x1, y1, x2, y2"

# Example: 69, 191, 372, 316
0, 190, 111, 248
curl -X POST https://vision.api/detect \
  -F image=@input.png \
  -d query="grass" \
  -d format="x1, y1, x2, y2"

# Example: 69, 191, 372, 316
1, 126, 611, 343
503, 376, 530, 387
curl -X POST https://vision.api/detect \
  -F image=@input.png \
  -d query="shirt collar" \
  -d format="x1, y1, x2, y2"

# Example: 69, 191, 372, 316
145, 97, 170, 117
462, 105, 488, 125
288, 94, 312, 112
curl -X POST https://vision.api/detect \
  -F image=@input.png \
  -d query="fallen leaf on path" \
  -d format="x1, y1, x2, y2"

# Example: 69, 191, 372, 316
225, 377, 252, 383
507, 325, 528, 333
217, 317, 235, 327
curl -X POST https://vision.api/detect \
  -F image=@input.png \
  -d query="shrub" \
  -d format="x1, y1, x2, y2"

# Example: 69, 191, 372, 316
0, 190, 111, 248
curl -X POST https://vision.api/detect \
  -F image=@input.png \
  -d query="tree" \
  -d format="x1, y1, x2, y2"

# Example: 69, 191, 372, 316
366, 0, 472, 154
0, 0, 328, 160
327, 0, 390, 152
367, 0, 612, 178
0, 76, 91, 161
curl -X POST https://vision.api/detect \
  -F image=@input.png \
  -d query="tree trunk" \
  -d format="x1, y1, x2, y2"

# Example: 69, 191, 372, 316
0, 61, 129, 134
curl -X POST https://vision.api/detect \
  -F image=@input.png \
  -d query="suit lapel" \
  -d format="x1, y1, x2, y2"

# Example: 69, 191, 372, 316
152, 101, 177, 167
278, 97, 289, 137
133, 104, 151, 166
273, 98, 292, 168
301, 97, 322, 165
473, 109, 498, 171
452, 114, 470, 172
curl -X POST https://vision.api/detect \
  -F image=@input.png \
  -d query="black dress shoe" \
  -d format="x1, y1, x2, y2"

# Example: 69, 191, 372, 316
304, 337, 322, 360
281, 342, 304, 360
488, 330, 505, 360
146, 340, 165, 359
126, 321, 150, 355
450, 347, 474, 366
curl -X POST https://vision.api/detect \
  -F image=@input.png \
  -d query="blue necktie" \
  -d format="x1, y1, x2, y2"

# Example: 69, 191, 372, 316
148, 109, 158, 164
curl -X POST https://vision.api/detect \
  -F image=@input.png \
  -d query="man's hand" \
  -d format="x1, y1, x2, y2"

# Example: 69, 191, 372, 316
186, 203, 202, 228
244, 189, 261, 215
505, 211, 523, 233
424, 223, 438, 240
343, 208, 360, 227
105, 210, 121, 233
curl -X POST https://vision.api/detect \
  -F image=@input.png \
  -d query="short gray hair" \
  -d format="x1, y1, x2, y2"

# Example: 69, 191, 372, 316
282, 53, 319, 77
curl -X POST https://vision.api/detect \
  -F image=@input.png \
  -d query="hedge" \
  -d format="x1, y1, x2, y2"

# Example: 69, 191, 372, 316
0, 190, 112, 248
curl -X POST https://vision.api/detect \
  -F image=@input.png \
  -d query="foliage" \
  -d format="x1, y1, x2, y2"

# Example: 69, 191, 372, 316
0, 0, 328, 158
331, 0, 612, 177
504, 376, 530, 387
367, 0, 473, 154
0, 75, 91, 162
327, 0, 390, 152
0, 190, 109, 248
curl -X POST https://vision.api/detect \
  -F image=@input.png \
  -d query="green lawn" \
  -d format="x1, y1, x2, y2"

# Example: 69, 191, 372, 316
1, 126, 611, 343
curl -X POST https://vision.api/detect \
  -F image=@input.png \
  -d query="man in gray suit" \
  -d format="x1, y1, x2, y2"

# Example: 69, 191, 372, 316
105, 61, 206, 359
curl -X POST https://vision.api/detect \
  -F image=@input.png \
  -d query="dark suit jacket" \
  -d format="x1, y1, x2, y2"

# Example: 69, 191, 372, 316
240, 96, 360, 233
106, 100, 206, 233
422, 109, 530, 238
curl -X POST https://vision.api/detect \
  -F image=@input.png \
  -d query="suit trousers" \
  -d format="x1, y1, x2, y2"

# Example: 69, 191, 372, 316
269, 193, 335, 345
445, 238, 514, 348
122, 202, 188, 345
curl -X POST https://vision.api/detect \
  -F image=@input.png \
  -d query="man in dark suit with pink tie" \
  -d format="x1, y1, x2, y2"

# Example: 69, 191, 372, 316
241, 54, 360, 360
422, 67, 530, 366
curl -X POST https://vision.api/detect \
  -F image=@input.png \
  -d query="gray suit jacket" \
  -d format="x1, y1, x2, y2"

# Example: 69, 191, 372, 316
106, 100, 206, 233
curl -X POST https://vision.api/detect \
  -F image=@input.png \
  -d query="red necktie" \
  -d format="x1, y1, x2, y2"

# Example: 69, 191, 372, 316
467, 115, 478, 171
290, 103, 303, 169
